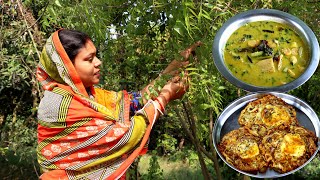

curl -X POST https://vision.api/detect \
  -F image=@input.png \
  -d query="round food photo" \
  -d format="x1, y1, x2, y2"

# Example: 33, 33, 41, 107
212, 9, 319, 92
212, 92, 320, 178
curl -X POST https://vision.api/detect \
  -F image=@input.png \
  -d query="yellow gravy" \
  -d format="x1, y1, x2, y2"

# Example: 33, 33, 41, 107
224, 21, 309, 87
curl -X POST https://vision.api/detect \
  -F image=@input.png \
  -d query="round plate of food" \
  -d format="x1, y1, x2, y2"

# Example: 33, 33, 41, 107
212, 92, 320, 178
212, 9, 319, 92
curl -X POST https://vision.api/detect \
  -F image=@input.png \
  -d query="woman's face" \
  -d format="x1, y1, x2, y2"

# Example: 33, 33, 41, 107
73, 40, 101, 88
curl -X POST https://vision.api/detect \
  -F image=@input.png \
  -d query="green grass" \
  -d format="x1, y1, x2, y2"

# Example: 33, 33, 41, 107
137, 152, 320, 180
138, 153, 205, 180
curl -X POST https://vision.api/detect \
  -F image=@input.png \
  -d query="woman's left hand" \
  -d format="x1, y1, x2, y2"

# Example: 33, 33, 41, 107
161, 60, 189, 77
158, 72, 189, 104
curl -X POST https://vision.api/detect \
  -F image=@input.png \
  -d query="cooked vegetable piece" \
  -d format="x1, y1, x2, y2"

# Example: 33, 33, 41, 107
298, 47, 303, 57
248, 40, 259, 47
290, 56, 298, 65
256, 58, 275, 72
278, 54, 284, 71
291, 48, 298, 55
282, 48, 292, 56
291, 42, 298, 48
268, 41, 277, 48
288, 69, 296, 77
251, 51, 264, 57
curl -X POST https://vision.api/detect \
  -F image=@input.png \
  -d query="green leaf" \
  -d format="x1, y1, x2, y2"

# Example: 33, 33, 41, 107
201, 9, 212, 21
91, 16, 96, 24
188, 7, 197, 17
55, 0, 62, 7
185, 67, 199, 71
203, 3, 214, 9
188, 72, 200, 76
173, 27, 182, 35
200, 103, 211, 110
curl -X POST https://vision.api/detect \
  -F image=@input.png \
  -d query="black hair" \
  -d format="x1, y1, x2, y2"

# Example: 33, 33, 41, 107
58, 29, 91, 62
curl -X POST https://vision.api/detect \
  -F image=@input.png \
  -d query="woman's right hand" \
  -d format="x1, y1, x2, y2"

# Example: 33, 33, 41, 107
156, 41, 203, 105
143, 41, 202, 106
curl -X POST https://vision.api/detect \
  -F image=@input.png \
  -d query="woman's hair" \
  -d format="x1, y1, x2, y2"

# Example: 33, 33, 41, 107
58, 29, 91, 62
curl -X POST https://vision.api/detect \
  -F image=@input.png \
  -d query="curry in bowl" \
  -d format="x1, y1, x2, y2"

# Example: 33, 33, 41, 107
224, 21, 309, 87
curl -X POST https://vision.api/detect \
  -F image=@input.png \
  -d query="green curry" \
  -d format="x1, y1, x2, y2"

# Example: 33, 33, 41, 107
224, 21, 309, 87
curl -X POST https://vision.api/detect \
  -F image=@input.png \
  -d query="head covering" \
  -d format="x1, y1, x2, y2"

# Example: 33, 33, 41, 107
36, 30, 150, 179
37, 30, 90, 96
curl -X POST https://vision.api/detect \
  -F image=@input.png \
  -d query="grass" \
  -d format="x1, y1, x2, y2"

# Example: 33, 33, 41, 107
137, 152, 320, 180
138, 153, 206, 180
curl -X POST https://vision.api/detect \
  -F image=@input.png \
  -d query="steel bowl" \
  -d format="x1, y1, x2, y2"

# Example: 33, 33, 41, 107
212, 92, 320, 178
212, 9, 319, 92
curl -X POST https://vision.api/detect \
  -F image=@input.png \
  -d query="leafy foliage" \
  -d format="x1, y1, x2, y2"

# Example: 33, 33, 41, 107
0, 115, 38, 179
0, 2, 37, 118
295, 154, 320, 179
140, 151, 164, 180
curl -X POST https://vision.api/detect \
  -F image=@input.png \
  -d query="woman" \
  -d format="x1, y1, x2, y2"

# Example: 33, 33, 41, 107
36, 29, 197, 179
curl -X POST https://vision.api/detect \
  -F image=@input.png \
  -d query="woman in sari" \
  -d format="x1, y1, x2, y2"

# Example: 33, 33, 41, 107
36, 29, 198, 179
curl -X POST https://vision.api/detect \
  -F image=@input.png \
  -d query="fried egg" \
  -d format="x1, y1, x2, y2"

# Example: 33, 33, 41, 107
260, 126, 317, 173
218, 127, 268, 173
238, 94, 298, 135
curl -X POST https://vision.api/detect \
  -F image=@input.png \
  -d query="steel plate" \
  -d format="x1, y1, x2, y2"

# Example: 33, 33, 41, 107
212, 9, 320, 92
212, 92, 320, 178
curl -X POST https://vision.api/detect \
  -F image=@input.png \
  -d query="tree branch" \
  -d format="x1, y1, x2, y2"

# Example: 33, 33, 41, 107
209, 110, 222, 180
16, 0, 42, 122
17, 0, 41, 60
181, 101, 212, 180
174, 105, 217, 162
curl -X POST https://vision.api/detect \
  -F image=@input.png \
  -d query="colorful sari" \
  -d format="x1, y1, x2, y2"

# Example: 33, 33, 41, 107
37, 30, 155, 179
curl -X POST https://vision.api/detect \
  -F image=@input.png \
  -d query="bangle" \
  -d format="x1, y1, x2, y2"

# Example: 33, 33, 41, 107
154, 98, 165, 113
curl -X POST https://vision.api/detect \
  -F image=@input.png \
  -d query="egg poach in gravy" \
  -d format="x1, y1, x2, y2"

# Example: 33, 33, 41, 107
224, 21, 309, 87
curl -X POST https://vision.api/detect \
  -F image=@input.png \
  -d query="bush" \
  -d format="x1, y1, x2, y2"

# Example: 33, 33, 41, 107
0, 115, 39, 179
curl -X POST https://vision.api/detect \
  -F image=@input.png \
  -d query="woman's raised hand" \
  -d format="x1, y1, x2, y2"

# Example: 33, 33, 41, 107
160, 41, 203, 77
179, 41, 203, 60
161, 60, 189, 76
141, 41, 202, 106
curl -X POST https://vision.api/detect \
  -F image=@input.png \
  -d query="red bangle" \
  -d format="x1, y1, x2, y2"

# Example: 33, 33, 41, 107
155, 98, 165, 113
